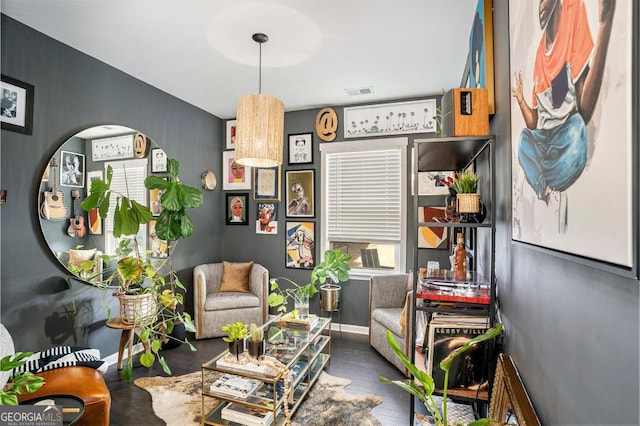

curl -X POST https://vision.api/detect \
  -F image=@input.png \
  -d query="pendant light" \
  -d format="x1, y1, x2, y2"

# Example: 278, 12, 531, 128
234, 33, 284, 167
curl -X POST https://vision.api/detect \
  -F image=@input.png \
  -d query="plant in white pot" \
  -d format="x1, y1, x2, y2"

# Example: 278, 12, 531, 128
77, 158, 202, 380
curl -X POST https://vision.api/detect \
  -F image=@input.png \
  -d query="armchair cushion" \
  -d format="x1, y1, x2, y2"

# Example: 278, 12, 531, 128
219, 261, 253, 293
373, 307, 405, 337
204, 292, 259, 311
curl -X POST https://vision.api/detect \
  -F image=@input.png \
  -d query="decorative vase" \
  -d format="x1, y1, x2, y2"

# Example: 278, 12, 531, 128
294, 293, 310, 319
319, 283, 341, 311
228, 340, 244, 360
248, 339, 265, 358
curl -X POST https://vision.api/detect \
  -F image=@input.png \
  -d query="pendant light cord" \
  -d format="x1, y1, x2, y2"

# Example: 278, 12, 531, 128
258, 41, 262, 95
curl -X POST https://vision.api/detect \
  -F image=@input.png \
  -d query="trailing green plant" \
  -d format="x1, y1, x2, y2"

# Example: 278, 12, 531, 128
378, 323, 502, 426
449, 170, 479, 194
0, 352, 45, 405
75, 158, 202, 381
221, 322, 249, 343
268, 248, 352, 313
249, 323, 264, 343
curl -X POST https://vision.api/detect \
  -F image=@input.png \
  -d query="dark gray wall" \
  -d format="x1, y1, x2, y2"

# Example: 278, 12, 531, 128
0, 15, 223, 354
491, 2, 639, 424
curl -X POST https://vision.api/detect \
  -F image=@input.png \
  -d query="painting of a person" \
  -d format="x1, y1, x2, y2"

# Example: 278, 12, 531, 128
230, 161, 245, 184
60, 152, 83, 187
512, 0, 615, 232
294, 137, 308, 162
287, 226, 314, 268
256, 203, 277, 234
1, 88, 17, 118
287, 181, 311, 216
229, 196, 244, 223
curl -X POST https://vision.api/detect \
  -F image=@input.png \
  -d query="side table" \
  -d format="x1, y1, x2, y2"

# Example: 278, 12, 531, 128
105, 317, 150, 369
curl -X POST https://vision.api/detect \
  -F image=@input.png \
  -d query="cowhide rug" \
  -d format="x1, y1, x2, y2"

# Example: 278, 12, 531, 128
134, 370, 382, 426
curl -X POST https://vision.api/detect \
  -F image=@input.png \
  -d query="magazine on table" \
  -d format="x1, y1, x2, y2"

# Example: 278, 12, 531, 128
221, 402, 274, 426
210, 374, 261, 399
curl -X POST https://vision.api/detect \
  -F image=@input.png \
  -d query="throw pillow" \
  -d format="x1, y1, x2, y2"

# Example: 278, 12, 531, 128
68, 248, 97, 267
220, 261, 254, 293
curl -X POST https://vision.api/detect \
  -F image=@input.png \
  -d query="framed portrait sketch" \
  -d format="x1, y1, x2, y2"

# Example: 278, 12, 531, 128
59, 151, 85, 188
151, 148, 167, 173
226, 192, 248, 225
286, 221, 315, 269
509, 0, 636, 272
285, 170, 314, 218
226, 119, 237, 150
1, 75, 34, 134
288, 133, 313, 164
253, 165, 281, 201
256, 202, 278, 235
223, 150, 251, 190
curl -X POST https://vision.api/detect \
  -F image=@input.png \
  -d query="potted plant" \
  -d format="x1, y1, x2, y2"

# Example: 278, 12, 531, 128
378, 323, 502, 426
247, 323, 265, 358
312, 249, 351, 312
449, 170, 480, 216
77, 158, 203, 381
0, 352, 45, 405
221, 321, 249, 360
267, 248, 351, 317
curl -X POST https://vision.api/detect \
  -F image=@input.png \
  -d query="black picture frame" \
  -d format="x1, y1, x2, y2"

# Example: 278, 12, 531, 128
288, 132, 313, 165
151, 148, 167, 173
285, 221, 315, 269
285, 170, 314, 218
226, 192, 249, 225
1, 75, 34, 135
59, 150, 85, 188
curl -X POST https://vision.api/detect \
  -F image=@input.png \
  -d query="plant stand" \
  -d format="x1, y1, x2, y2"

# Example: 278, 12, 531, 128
319, 284, 341, 336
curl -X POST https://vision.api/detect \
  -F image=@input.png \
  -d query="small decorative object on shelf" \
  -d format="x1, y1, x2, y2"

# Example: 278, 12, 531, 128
248, 323, 265, 358
221, 321, 249, 360
453, 233, 467, 281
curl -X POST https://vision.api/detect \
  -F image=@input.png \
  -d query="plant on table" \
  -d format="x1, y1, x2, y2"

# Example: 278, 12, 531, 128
248, 323, 265, 358
77, 158, 202, 381
0, 352, 45, 405
378, 323, 502, 426
222, 321, 249, 359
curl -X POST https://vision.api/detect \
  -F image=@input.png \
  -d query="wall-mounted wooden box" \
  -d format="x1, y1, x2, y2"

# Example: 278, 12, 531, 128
442, 88, 489, 137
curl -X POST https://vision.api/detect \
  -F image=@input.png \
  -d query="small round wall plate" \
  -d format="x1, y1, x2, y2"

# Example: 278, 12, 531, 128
201, 171, 217, 191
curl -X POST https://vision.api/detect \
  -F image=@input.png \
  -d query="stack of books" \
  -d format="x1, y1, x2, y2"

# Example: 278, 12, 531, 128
221, 402, 274, 426
277, 313, 318, 330
209, 374, 261, 400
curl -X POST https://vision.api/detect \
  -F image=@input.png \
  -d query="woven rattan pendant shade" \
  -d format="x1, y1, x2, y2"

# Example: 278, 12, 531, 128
235, 93, 284, 167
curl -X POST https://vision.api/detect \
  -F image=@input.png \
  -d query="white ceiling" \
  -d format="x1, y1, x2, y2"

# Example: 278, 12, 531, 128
2, 0, 478, 120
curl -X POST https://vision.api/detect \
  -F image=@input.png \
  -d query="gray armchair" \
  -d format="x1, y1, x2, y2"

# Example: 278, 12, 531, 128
193, 262, 268, 339
369, 273, 413, 375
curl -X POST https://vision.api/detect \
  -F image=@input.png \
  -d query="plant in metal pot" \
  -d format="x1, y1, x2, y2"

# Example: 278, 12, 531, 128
0, 352, 45, 405
311, 248, 351, 312
378, 323, 502, 426
78, 158, 202, 380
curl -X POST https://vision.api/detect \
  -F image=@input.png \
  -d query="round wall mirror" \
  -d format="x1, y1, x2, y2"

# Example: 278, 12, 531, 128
38, 125, 166, 283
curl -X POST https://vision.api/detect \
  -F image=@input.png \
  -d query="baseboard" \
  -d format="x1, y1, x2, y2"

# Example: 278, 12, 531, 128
330, 323, 369, 335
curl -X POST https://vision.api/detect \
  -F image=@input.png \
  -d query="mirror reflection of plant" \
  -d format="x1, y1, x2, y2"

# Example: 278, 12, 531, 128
78, 158, 203, 381
378, 324, 502, 426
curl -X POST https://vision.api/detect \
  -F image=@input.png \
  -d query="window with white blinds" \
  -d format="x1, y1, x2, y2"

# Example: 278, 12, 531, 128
104, 159, 148, 254
320, 137, 407, 276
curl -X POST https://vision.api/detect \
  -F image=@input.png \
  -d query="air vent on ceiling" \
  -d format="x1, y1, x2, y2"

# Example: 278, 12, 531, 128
345, 86, 374, 96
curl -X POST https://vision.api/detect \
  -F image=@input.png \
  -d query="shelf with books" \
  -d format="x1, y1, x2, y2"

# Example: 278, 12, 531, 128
201, 314, 331, 426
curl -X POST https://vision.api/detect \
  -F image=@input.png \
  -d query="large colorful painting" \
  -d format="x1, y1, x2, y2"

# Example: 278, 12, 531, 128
468, 0, 495, 114
509, 0, 633, 268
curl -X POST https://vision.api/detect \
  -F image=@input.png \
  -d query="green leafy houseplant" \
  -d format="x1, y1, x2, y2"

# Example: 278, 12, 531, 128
449, 170, 479, 194
222, 321, 249, 359
378, 324, 502, 426
0, 352, 45, 405
77, 158, 203, 381
267, 249, 351, 313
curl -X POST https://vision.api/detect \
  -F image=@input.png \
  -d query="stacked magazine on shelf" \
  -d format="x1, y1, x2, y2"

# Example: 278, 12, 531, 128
210, 374, 261, 400
221, 402, 275, 426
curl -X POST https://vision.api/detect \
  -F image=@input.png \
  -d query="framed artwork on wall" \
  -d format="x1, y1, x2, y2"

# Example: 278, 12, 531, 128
150, 177, 168, 217
151, 148, 167, 173
59, 151, 85, 188
256, 202, 278, 235
286, 221, 315, 269
417, 207, 448, 249
87, 170, 103, 235
226, 119, 237, 150
285, 170, 314, 218
288, 133, 313, 164
149, 220, 168, 258
509, 0, 636, 275
468, 0, 495, 114
343, 99, 437, 138
226, 192, 248, 225
253, 165, 281, 201
223, 150, 251, 190
0, 75, 34, 134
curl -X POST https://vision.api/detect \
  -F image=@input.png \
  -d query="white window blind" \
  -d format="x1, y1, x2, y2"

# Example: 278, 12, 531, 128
326, 149, 402, 242
105, 159, 148, 253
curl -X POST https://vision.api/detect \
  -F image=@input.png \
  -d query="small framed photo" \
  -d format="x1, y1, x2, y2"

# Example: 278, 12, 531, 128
288, 133, 313, 165
149, 220, 168, 258
285, 170, 314, 217
256, 202, 278, 235
87, 170, 103, 235
286, 221, 315, 269
226, 192, 249, 225
1, 75, 34, 135
226, 119, 237, 150
151, 148, 167, 173
417, 171, 456, 196
223, 150, 251, 190
59, 151, 85, 188
150, 178, 168, 217
253, 165, 281, 201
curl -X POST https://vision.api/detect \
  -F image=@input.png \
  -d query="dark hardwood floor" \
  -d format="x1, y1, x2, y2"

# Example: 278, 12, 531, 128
104, 331, 410, 425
